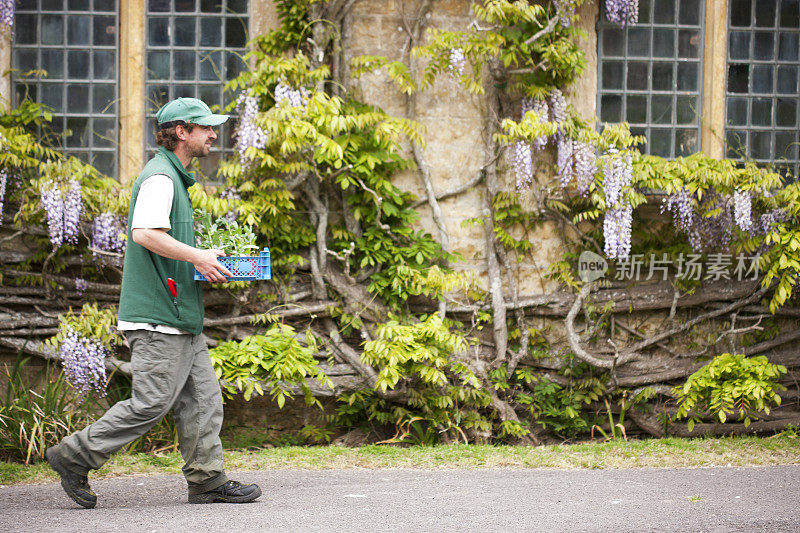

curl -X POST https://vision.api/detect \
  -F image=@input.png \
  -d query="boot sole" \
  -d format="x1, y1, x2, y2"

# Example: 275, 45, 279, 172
45, 447, 97, 509
188, 485, 262, 504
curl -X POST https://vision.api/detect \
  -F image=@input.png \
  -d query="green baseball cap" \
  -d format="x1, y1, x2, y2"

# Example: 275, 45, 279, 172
155, 97, 229, 128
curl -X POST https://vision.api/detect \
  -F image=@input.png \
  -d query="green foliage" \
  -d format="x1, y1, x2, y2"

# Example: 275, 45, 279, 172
0, 359, 81, 464
209, 324, 333, 407
512, 363, 604, 438
674, 353, 787, 431
251, 0, 313, 56
43, 303, 121, 353
194, 209, 259, 256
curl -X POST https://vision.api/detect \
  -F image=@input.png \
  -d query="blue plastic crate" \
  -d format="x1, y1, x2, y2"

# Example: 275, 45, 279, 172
194, 248, 271, 281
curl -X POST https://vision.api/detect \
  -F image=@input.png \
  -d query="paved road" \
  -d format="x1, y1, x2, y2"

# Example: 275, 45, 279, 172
1, 466, 799, 532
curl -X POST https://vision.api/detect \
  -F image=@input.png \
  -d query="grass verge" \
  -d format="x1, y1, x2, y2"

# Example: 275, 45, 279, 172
2, 433, 799, 486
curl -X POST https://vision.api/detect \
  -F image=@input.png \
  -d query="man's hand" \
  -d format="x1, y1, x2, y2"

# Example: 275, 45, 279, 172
132, 228, 233, 282
193, 249, 233, 283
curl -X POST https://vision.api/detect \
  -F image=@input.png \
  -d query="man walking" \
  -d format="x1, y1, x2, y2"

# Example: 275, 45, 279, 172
46, 98, 261, 507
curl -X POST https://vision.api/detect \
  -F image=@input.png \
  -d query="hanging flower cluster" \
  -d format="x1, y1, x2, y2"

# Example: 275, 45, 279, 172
58, 326, 108, 397
274, 81, 310, 109
552, 0, 576, 28
605, 0, 639, 27
661, 189, 743, 252
75, 278, 87, 295
39, 178, 82, 249
448, 48, 466, 78
90, 212, 126, 266
732, 189, 752, 231
512, 140, 534, 189
0, 0, 14, 28
0, 170, 7, 226
602, 147, 633, 259
234, 90, 268, 168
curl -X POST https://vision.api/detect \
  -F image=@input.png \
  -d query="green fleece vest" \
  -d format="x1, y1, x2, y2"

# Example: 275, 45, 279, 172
118, 147, 204, 334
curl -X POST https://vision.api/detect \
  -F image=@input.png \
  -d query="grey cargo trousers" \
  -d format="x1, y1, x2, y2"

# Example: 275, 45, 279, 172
55, 330, 228, 494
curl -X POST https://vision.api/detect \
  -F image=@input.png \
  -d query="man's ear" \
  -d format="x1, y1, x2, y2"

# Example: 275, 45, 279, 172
175, 124, 189, 140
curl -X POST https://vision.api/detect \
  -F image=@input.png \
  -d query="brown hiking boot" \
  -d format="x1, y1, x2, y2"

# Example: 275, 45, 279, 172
45, 446, 97, 509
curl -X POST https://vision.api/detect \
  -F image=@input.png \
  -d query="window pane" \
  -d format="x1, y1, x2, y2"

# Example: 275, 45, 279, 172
149, 0, 170, 12
638, 0, 652, 23
778, 32, 799, 60
174, 17, 196, 47
626, 95, 647, 123
653, 29, 675, 58
726, 130, 747, 158
67, 84, 89, 113
679, 0, 701, 25
225, 18, 247, 47
173, 50, 196, 80
201, 0, 222, 12
229, 0, 247, 13
776, 98, 797, 126
67, 15, 91, 45
600, 95, 622, 122
651, 95, 673, 124
602, 28, 624, 56
650, 129, 672, 157
729, 32, 750, 61
147, 51, 170, 80
750, 131, 772, 159
775, 131, 798, 159
199, 50, 222, 80
94, 118, 116, 147
731, 0, 752, 27
677, 62, 698, 90
628, 28, 650, 56
653, 0, 675, 23
780, 0, 800, 28
678, 29, 700, 58
41, 49, 63, 78
68, 0, 89, 9
728, 64, 750, 93
175, 0, 195, 11
676, 96, 698, 124
652, 63, 674, 90
67, 50, 90, 79
727, 98, 748, 125
751, 98, 773, 125
200, 18, 222, 46
675, 129, 698, 156
777, 66, 798, 93
752, 65, 774, 93
14, 15, 37, 44
602, 62, 623, 90
754, 32, 775, 60
627, 62, 648, 90
94, 50, 115, 80
41, 15, 63, 46
756, 0, 779, 26
93, 84, 115, 114
40, 83, 63, 112
94, 15, 116, 46
149, 18, 170, 46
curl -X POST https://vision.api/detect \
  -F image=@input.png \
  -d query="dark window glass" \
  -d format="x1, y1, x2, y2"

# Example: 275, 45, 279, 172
731, 0, 752, 27
727, 97, 748, 125
652, 63, 674, 90
600, 94, 622, 122
679, 0, 700, 25
756, 0, 779, 26
653, 0, 675, 24
602, 27, 625, 56
41, 15, 63, 45
602, 62, 624, 90
14, 15, 38, 44
174, 17, 196, 46
94, 15, 116, 46
728, 64, 750, 92
677, 62, 698, 90
780, 0, 800, 28
149, 18, 170, 46
776, 98, 797, 126
729, 32, 750, 60
67, 50, 90, 79
627, 62, 648, 90
751, 65, 774, 93
651, 95, 673, 124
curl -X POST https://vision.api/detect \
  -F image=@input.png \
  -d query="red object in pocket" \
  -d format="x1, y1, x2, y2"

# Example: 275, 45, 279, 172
166, 277, 178, 298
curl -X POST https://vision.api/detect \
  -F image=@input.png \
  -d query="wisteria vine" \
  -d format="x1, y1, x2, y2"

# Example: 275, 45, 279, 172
234, 90, 268, 169
90, 212, 127, 266
0, 0, 13, 28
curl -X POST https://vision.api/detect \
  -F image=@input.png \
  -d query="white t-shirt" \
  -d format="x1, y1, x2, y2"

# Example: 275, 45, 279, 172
117, 174, 189, 335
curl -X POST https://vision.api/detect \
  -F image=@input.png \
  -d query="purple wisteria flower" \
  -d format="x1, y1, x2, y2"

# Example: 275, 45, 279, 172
58, 326, 108, 397
0, 0, 14, 27
605, 0, 639, 28
556, 134, 574, 189
448, 48, 466, 78
0, 170, 7, 226
40, 178, 83, 249
733, 189, 753, 231
602, 148, 634, 259
512, 140, 533, 189
235, 90, 269, 169
75, 278, 87, 295
573, 141, 597, 196
274, 81, 309, 109
90, 212, 126, 266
